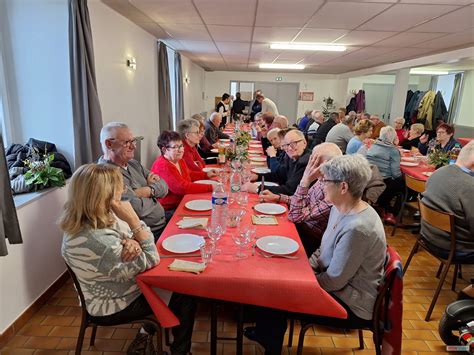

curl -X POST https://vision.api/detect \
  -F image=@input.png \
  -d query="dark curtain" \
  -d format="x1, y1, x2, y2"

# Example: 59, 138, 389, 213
447, 73, 463, 124
174, 51, 184, 122
69, 0, 103, 168
158, 42, 173, 131
0, 134, 22, 256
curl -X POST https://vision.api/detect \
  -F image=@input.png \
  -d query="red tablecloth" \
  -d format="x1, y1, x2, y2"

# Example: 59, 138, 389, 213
400, 164, 435, 181
458, 137, 473, 147
137, 193, 347, 328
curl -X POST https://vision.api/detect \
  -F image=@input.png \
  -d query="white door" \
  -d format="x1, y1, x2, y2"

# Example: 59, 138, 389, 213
363, 83, 394, 123
255, 82, 299, 124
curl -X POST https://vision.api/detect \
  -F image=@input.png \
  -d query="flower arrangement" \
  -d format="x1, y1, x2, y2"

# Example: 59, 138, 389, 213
427, 149, 449, 169
234, 130, 252, 147
225, 145, 248, 162
23, 148, 66, 188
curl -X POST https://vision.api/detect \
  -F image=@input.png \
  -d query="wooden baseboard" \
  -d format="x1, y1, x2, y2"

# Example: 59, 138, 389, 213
0, 271, 70, 348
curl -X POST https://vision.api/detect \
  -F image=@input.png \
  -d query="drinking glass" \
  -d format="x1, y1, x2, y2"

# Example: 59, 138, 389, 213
232, 232, 251, 259
200, 242, 215, 265
227, 206, 245, 228
206, 225, 223, 254
236, 191, 248, 206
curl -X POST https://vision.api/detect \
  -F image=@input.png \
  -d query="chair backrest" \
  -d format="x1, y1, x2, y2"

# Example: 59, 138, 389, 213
65, 263, 89, 316
404, 174, 426, 194
419, 198, 454, 234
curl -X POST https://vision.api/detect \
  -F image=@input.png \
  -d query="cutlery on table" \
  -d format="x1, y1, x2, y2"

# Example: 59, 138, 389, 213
257, 249, 299, 260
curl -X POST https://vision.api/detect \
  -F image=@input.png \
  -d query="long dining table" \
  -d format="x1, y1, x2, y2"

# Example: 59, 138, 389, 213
136, 134, 347, 354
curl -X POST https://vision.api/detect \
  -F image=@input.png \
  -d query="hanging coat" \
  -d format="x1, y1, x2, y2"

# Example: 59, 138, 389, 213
404, 90, 419, 121
418, 91, 436, 130
432, 91, 448, 127
355, 90, 365, 113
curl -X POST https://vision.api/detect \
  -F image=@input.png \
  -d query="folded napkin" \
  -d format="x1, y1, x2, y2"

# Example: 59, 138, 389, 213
252, 215, 278, 225
168, 259, 206, 274
176, 217, 208, 229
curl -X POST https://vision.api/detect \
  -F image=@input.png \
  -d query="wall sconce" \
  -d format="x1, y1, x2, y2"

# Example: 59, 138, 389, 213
184, 76, 190, 85
126, 57, 137, 70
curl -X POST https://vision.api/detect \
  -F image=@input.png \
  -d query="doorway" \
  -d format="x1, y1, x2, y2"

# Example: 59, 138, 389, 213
255, 82, 299, 124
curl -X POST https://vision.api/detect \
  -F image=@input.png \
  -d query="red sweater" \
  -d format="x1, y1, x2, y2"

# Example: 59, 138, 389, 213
150, 156, 212, 210
182, 140, 205, 172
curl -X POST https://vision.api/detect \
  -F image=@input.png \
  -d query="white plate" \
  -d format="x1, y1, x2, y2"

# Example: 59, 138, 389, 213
401, 157, 416, 162
194, 179, 219, 186
162, 234, 205, 253
253, 181, 279, 188
400, 161, 419, 167
185, 199, 212, 211
252, 167, 271, 174
250, 156, 267, 162
422, 172, 433, 177
202, 167, 221, 173
256, 236, 299, 255
254, 203, 287, 215
220, 139, 230, 142
211, 148, 219, 153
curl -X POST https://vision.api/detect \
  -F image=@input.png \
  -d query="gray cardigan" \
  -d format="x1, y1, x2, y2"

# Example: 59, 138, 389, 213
313, 205, 386, 320
365, 140, 401, 179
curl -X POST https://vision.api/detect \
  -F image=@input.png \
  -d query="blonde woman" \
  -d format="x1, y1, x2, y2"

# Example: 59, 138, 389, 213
59, 164, 196, 355
346, 119, 374, 155
401, 123, 424, 150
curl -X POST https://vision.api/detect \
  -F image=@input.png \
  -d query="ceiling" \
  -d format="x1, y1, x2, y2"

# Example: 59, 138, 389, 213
101, 0, 474, 74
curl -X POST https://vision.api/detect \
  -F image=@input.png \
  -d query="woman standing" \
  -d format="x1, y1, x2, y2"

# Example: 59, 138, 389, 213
346, 119, 374, 154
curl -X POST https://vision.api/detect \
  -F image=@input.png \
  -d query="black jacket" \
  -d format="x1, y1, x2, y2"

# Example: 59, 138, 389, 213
311, 118, 337, 147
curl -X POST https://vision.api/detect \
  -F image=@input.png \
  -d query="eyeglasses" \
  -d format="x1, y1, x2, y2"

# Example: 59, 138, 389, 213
281, 139, 303, 150
320, 178, 342, 186
436, 130, 447, 135
167, 144, 184, 150
189, 131, 200, 135
109, 137, 142, 147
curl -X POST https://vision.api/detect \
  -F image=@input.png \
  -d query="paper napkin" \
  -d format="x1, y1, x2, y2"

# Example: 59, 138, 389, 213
252, 215, 278, 225
176, 217, 208, 229
168, 259, 206, 274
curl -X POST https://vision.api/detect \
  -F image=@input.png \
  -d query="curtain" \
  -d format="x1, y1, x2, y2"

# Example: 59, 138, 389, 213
174, 51, 184, 122
158, 42, 173, 131
429, 75, 438, 91
447, 73, 463, 124
0, 134, 22, 256
69, 0, 103, 168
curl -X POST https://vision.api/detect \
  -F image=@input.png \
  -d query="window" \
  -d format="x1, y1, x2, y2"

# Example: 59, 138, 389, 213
230, 81, 255, 101
436, 73, 456, 108
166, 46, 177, 130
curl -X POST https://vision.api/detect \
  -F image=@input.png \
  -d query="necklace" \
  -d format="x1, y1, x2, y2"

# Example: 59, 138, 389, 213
332, 203, 359, 231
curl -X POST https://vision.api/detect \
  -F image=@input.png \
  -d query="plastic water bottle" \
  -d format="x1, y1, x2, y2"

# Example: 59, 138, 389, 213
211, 183, 228, 233
229, 170, 242, 203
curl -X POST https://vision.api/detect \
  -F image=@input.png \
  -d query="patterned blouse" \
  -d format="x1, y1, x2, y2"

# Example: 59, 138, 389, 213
62, 217, 159, 317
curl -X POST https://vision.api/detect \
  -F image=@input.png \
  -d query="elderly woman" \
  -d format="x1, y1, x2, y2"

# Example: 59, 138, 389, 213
60, 164, 196, 355
244, 154, 386, 354
265, 127, 285, 172
346, 119, 374, 154
419, 123, 462, 155
392, 117, 407, 144
191, 113, 218, 158
151, 131, 217, 211
178, 118, 207, 172
366, 126, 403, 224
401, 123, 424, 150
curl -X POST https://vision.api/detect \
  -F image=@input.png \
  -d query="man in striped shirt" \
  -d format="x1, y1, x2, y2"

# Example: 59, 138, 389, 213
259, 143, 342, 256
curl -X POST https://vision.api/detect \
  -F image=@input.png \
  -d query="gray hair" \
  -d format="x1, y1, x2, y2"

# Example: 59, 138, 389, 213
342, 115, 355, 125
394, 117, 405, 125
177, 119, 200, 139
267, 127, 281, 139
320, 154, 372, 199
100, 122, 129, 151
255, 112, 264, 120
209, 112, 221, 122
274, 115, 289, 129
313, 142, 343, 161
411, 123, 424, 135
379, 126, 397, 144
191, 113, 205, 123
458, 141, 474, 165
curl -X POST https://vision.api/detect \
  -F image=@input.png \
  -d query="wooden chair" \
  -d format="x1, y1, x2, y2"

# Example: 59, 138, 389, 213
403, 199, 474, 321
65, 264, 163, 355
391, 174, 426, 236
289, 246, 401, 355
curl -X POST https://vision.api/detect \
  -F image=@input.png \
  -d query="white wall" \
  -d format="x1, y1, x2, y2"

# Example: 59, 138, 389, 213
204, 71, 345, 121
347, 74, 431, 92
456, 70, 474, 127
89, 0, 160, 168
181, 55, 206, 119
4, 0, 74, 164
0, 187, 68, 334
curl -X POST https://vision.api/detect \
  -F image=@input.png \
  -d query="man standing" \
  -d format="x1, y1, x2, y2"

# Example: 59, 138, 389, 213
370, 114, 385, 139
232, 92, 246, 116
256, 92, 279, 116
98, 122, 168, 241
205, 112, 230, 145
216, 93, 231, 128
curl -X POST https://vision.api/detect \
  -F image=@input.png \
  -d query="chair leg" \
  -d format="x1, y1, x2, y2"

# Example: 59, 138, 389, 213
358, 329, 364, 350
75, 320, 88, 355
165, 327, 171, 346
287, 319, 294, 348
458, 265, 463, 280
402, 242, 419, 275
155, 325, 163, 354
452, 264, 459, 291
436, 263, 443, 278
391, 200, 405, 236
296, 324, 313, 355
89, 325, 97, 346
426, 262, 452, 321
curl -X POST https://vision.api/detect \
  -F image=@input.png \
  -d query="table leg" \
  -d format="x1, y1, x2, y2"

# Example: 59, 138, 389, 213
236, 304, 244, 355
211, 302, 218, 355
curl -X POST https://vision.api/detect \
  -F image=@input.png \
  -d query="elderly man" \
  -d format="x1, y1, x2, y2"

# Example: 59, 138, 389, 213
298, 110, 312, 131
260, 143, 342, 255
311, 111, 340, 147
205, 112, 230, 145
370, 114, 385, 139
421, 141, 474, 256
242, 129, 310, 195
272, 115, 289, 129
256, 92, 279, 116
307, 110, 324, 137
98, 122, 168, 241
326, 114, 355, 153
266, 128, 285, 172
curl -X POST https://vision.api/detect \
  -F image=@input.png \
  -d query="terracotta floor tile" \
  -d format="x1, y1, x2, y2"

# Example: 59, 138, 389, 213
23, 336, 62, 350
403, 329, 439, 340
0, 349, 35, 355
89, 338, 126, 352
54, 338, 78, 351
18, 324, 54, 337
62, 307, 83, 317
67, 351, 102, 355
4, 335, 29, 348
190, 342, 224, 355
41, 316, 76, 327
300, 335, 334, 348
331, 337, 362, 349
191, 330, 209, 343
34, 350, 69, 355
111, 328, 139, 340
402, 339, 432, 351
48, 326, 80, 338
36, 305, 69, 316
222, 343, 256, 355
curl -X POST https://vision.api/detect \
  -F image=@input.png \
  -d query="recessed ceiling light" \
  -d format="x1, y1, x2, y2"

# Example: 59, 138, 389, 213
410, 69, 449, 75
270, 43, 346, 52
259, 63, 305, 70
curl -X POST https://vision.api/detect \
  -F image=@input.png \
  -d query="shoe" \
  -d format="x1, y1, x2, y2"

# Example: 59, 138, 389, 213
383, 213, 396, 225
127, 332, 156, 355
243, 326, 259, 342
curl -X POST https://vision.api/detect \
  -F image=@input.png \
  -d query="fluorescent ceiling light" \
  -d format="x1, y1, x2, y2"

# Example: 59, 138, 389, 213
259, 63, 305, 70
270, 43, 346, 52
410, 69, 449, 75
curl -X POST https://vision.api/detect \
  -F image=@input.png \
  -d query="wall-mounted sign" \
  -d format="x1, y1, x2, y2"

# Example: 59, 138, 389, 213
275, 76, 283, 81
298, 92, 314, 101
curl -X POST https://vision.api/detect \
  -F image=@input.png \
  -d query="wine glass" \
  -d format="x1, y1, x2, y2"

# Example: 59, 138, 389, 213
206, 225, 223, 254
236, 191, 248, 206
232, 232, 251, 259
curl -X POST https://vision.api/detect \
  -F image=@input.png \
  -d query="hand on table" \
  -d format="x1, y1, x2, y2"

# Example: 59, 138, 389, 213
241, 182, 258, 194
259, 190, 279, 203
121, 239, 142, 262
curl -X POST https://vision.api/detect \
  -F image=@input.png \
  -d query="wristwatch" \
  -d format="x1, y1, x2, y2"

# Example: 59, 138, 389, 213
149, 185, 156, 198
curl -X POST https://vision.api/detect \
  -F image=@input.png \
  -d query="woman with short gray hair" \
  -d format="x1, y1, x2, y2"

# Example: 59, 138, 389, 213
178, 119, 208, 172
366, 125, 403, 224
245, 154, 386, 354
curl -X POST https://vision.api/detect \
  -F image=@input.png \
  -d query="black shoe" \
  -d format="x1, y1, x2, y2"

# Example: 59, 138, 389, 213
127, 332, 156, 355
243, 326, 258, 342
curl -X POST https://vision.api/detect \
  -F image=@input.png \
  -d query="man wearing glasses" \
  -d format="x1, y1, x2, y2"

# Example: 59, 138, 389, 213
98, 122, 168, 241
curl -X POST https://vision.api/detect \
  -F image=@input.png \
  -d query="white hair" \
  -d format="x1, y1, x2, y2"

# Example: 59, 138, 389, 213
458, 141, 474, 165
209, 112, 221, 122
313, 142, 343, 160
100, 122, 129, 152
267, 127, 281, 138
379, 126, 397, 144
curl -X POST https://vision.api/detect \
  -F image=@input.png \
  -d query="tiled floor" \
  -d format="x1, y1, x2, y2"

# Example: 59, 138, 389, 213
1, 224, 471, 355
